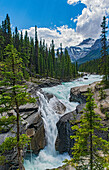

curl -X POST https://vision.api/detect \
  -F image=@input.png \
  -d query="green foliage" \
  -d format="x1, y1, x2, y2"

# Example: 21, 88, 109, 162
105, 112, 109, 120
64, 89, 109, 169
0, 116, 16, 132
99, 88, 106, 100
0, 135, 30, 154
0, 14, 78, 81
0, 44, 36, 168
0, 156, 7, 165
79, 58, 100, 74
100, 16, 109, 84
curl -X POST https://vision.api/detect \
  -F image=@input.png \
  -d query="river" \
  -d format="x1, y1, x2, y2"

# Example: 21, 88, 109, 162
24, 74, 102, 170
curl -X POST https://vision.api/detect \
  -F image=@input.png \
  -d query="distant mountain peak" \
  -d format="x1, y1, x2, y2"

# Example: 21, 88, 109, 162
65, 38, 102, 63
77, 38, 95, 46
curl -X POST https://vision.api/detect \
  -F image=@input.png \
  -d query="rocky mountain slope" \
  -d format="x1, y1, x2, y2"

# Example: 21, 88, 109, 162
65, 38, 109, 64
66, 38, 95, 62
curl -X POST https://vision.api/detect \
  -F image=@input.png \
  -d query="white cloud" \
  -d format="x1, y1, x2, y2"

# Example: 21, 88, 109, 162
67, 0, 79, 5
67, 0, 109, 39
20, 0, 109, 49
20, 25, 84, 49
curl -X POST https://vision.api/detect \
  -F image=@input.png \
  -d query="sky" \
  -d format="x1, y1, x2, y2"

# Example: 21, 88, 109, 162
0, 0, 109, 48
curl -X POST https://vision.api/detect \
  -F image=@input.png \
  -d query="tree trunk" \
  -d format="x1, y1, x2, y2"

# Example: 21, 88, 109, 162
12, 56, 23, 170
90, 131, 93, 170
90, 109, 93, 170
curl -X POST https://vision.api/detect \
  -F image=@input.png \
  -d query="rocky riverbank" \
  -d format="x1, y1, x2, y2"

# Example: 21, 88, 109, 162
55, 81, 109, 157
0, 81, 66, 170
30, 77, 61, 88
1, 78, 109, 170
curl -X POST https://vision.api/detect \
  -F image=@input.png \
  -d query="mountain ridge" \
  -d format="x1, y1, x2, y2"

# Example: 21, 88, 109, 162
65, 38, 109, 64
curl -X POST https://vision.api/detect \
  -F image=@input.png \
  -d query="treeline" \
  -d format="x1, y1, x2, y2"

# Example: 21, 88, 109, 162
0, 14, 78, 80
79, 58, 100, 73
79, 54, 109, 76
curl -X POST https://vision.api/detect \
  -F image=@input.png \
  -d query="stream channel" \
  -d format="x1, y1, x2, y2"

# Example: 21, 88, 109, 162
24, 74, 102, 170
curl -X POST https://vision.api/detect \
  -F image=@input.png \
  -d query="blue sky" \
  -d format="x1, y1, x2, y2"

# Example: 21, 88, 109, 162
0, 0, 109, 48
0, 0, 85, 29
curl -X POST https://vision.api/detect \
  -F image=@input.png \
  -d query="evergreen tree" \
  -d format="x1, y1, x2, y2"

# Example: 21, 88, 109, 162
24, 31, 30, 66
29, 38, 35, 78
6, 14, 12, 45
0, 44, 35, 169
64, 89, 109, 169
60, 43, 63, 61
100, 16, 109, 83
65, 48, 72, 79
51, 40, 55, 67
45, 44, 49, 77
2, 14, 12, 46
48, 48, 54, 77
14, 27, 20, 51
0, 26, 4, 61
20, 31, 23, 50
35, 26, 38, 73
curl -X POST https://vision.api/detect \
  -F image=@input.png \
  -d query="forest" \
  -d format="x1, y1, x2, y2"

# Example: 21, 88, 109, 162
0, 14, 78, 81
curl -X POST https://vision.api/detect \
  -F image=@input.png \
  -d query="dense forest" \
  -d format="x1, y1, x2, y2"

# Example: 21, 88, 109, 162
79, 58, 100, 73
0, 14, 78, 81
79, 55, 109, 75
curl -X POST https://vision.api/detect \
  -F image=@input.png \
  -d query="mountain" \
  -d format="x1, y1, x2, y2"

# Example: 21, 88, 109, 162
77, 39, 109, 65
66, 38, 109, 65
66, 38, 95, 62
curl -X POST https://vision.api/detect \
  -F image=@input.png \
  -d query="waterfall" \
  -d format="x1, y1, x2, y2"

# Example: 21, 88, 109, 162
24, 91, 70, 170
37, 91, 60, 155
24, 74, 102, 170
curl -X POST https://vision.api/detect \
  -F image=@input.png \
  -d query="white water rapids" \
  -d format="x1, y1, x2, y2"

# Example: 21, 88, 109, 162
24, 75, 102, 170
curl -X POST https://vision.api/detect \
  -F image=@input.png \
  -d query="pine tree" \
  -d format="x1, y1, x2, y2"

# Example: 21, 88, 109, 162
65, 48, 72, 80
0, 26, 4, 61
100, 16, 109, 84
45, 44, 49, 77
6, 14, 12, 45
2, 14, 12, 46
14, 27, 20, 51
29, 38, 35, 79
0, 44, 35, 169
64, 89, 109, 169
35, 26, 39, 73
51, 40, 55, 68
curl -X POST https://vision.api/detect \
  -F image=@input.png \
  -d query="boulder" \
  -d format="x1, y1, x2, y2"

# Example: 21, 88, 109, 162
55, 110, 81, 156
19, 103, 38, 113
69, 82, 99, 104
25, 112, 46, 154
49, 96, 66, 114
28, 124, 45, 154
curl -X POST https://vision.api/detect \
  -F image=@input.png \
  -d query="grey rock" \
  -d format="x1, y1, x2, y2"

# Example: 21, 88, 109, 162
49, 96, 66, 114
55, 110, 81, 156
69, 82, 99, 104
76, 103, 86, 114
56, 82, 109, 157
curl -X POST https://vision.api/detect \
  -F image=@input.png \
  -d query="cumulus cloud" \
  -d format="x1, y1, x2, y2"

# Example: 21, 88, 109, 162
20, 25, 84, 49
67, 0, 109, 39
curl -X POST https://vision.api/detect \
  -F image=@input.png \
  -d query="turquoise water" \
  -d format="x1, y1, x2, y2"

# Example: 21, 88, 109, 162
24, 74, 102, 170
